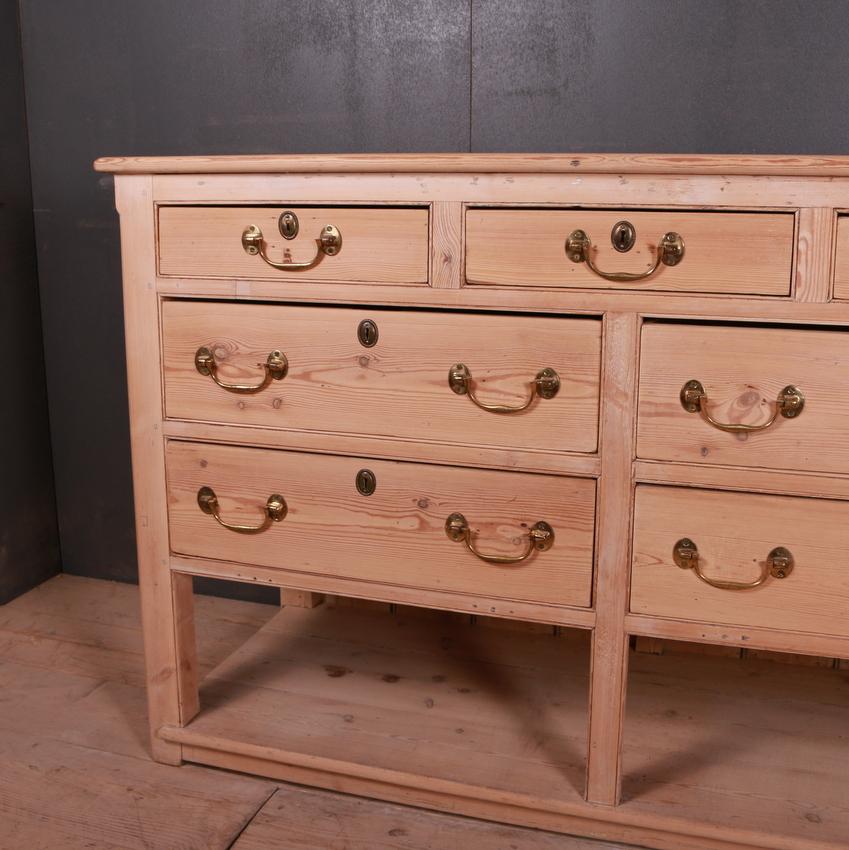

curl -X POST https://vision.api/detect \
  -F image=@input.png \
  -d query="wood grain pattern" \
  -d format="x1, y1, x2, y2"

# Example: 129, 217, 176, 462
832, 215, 849, 300
161, 301, 602, 454
162, 419, 601, 478
233, 784, 623, 850
107, 153, 849, 850
622, 643, 849, 849
172, 554, 597, 629
172, 570, 200, 724
585, 314, 640, 806
430, 201, 464, 289
635, 460, 849, 502
150, 171, 849, 213
638, 322, 849, 474
167, 441, 596, 608
158, 205, 429, 283
794, 208, 835, 302
167, 602, 849, 850
0, 574, 280, 849
94, 151, 849, 176
466, 209, 793, 295
631, 484, 849, 636
115, 176, 186, 764
156, 274, 849, 325
626, 613, 849, 661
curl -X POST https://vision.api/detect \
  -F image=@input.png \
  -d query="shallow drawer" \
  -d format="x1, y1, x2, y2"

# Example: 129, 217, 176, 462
638, 322, 849, 474
632, 485, 849, 637
167, 441, 596, 608
162, 301, 601, 454
158, 206, 429, 283
465, 209, 793, 295
832, 215, 849, 300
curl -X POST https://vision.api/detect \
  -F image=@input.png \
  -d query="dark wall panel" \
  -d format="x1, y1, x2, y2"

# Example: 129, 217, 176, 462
0, 0, 61, 603
472, 0, 849, 153
18, 1, 471, 598
18, 0, 849, 600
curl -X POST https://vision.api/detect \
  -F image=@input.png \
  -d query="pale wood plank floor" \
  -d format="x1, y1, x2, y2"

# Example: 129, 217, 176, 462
0, 575, 634, 850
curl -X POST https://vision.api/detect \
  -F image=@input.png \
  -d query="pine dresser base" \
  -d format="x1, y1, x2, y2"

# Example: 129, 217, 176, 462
96, 153, 849, 850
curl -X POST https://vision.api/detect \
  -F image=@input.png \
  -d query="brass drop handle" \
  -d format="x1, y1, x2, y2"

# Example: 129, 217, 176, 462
673, 538, 794, 590
445, 513, 554, 564
195, 346, 287, 393
448, 364, 560, 413
241, 223, 342, 271
565, 229, 684, 281
197, 486, 287, 534
680, 380, 804, 433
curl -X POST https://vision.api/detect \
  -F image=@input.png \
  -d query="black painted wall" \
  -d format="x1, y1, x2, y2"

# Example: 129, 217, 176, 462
12, 0, 849, 595
0, 0, 60, 604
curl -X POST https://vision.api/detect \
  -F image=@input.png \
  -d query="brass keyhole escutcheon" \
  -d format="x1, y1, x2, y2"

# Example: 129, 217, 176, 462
611, 220, 636, 253
357, 319, 379, 347
355, 469, 376, 496
278, 211, 299, 240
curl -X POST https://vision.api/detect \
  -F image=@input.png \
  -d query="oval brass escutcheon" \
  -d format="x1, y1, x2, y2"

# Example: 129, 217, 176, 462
767, 546, 794, 579
357, 319, 379, 347
278, 211, 299, 240
611, 220, 636, 253
355, 469, 376, 496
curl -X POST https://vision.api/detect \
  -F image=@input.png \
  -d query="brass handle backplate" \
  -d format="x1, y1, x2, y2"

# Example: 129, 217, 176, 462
565, 229, 684, 282
448, 363, 560, 413
197, 486, 287, 534
445, 512, 554, 564
241, 222, 342, 271
672, 538, 793, 590
680, 380, 804, 433
195, 346, 287, 393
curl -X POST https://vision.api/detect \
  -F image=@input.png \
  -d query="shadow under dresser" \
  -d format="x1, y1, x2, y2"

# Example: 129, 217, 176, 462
95, 152, 849, 850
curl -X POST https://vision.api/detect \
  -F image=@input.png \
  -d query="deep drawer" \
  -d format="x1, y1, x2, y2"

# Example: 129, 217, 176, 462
631, 484, 849, 637
465, 208, 794, 295
638, 322, 849, 474
166, 441, 596, 608
161, 301, 602, 454
157, 205, 429, 283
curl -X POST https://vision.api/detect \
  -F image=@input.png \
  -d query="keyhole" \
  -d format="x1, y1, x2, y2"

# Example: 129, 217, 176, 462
611, 220, 636, 253
278, 211, 299, 240
357, 319, 378, 348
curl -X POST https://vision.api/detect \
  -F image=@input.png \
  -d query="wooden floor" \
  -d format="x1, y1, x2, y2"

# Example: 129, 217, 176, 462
0, 575, 631, 849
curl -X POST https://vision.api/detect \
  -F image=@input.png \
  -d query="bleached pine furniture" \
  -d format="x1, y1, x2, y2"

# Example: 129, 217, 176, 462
97, 153, 849, 850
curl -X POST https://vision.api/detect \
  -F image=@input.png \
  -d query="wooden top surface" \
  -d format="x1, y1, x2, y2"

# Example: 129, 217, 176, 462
93, 152, 849, 177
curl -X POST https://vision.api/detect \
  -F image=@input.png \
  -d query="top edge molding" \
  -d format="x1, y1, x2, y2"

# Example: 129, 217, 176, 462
93, 152, 849, 177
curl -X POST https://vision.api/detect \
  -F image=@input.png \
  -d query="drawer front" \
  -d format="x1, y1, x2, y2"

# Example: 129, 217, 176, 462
167, 441, 596, 608
638, 323, 849, 474
162, 302, 602, 454
833, 215, 849, 300
158, 206, 429, 283
632, 484, 849, 637
466, 209, 793, 295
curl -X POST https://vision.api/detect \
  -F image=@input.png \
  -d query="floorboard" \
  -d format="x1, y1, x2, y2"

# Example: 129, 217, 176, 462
233, 783, 626, 850
0, 575, 631, 849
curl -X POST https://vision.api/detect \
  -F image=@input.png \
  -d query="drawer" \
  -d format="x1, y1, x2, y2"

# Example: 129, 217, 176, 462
638, 322, 849, 474
157, 206, 429, 283
166, 441, 596, 608
162, 302, 602, 454
465, 208, 793, 295
631, 484, 849, 637
833, 215, 849, 300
